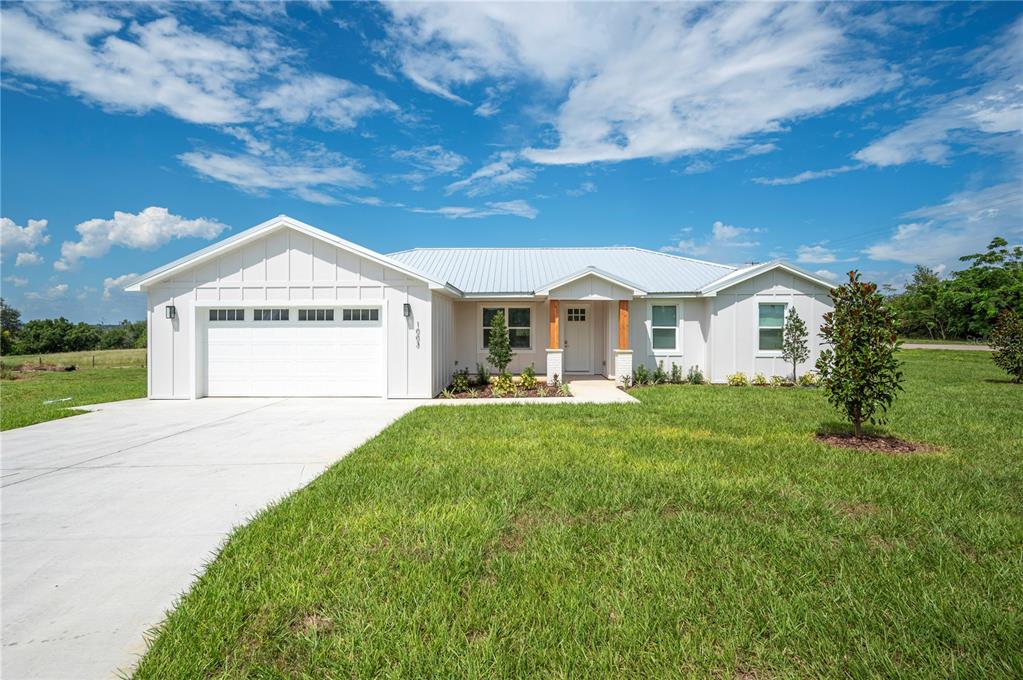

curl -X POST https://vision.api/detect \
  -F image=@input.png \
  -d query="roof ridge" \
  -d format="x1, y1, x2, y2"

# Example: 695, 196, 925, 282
391, 246, 642, 252
622, 246, 737, 270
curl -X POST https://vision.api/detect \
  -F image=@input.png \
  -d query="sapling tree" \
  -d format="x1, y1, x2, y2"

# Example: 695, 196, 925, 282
485, 310, 514, 375
990, 308, 1023, 383
816, 271, 904, 436
781, 307, 809, 382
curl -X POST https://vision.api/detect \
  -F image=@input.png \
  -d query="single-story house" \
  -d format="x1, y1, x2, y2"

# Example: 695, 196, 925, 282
126, 214, 836, 399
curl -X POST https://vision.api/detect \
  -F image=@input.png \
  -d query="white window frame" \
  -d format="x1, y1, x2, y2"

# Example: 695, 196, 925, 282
298, 308, 335, 322
342, 308, 380, 322
757, 302, 787, 354
480, 304, 532, 352
209, 308, 245, 322
253, 308, 290, 321
649, 302, 681, 355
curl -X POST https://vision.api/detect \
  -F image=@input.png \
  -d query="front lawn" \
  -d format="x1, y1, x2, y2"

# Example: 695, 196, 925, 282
135, 351, 1022, 678
0, 367, 146, 430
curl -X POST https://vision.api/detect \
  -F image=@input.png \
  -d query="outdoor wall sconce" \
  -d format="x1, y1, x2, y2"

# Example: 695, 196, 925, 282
165, 305, 176, 319
403, 303, 411, 317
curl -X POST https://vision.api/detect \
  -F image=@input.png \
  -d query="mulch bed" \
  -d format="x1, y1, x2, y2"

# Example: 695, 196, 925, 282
816, 432, 931, 454
442, 384, 567, 399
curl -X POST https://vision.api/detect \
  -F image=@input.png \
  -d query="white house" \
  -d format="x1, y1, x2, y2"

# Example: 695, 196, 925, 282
126, 215, 835, 399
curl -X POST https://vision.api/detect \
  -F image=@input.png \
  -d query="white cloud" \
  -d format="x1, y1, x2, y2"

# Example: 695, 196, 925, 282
1, 217, 50, 254
566, 181, 596, 197
753, 164, 862, 186
4, 275, 28, 287
179, 149, 368, 203
814, 269, 840, 281
797, 244, 838, 264
409, 199, 538, 220
682, 160, 714, 175
864, 181, 1023, 267
445, 152, 533, 196
55, 207, 229, 270
734, 143, 779, 159
662, 220, 765, 260
15, 251, 43, 267
474, 100, 500, 117
25, 283, 68, 301
393, 145, 467, 183
103, 272, 139, 300
384, 3, 894, 165
256, 74, 396, 130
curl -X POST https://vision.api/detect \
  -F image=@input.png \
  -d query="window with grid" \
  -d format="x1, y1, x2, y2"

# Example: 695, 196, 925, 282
298, 309, 335, 321
567, 308, 586, 322
758, 303, 786, 351
651, 305, 677, 350
342, 308, 379, 321
253, 308, 289, 321
209, 308, 245, 321
482, 307, 531, 349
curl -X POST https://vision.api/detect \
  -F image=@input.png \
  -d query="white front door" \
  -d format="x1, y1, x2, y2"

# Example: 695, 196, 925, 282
563, 304, 593, 373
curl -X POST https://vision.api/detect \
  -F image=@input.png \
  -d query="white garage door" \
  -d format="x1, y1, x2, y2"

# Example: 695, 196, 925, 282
205, 306, 384, 397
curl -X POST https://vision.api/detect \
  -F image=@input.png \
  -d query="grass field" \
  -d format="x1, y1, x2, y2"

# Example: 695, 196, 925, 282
1, 349, 147, 430
134, 350, 1022, 678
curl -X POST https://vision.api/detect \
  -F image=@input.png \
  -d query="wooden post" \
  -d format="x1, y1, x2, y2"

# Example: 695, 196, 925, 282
618, 301, 630, 350
549, 300, 560, 349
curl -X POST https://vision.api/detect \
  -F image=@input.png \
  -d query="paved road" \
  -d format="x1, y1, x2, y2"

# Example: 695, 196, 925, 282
901, 343, 991, 351
1, 397, 424, 680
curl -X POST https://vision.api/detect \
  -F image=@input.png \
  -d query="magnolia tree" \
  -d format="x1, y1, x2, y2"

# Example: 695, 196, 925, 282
486, 310, 514, 375
781, 307, 809, 382
990, 309, 1023, 383
816, 271, 904, 436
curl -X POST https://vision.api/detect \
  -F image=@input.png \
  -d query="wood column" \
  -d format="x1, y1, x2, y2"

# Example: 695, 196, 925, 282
617, 300, 630, 350
549, 300, 560, 349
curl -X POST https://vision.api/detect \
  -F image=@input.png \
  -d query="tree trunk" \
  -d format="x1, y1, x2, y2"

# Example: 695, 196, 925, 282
792, 360, 797, 383
853, 418, 862, 437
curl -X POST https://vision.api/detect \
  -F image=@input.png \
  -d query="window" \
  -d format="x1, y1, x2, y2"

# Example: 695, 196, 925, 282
759, 303, 786, 351
209, 308, 245, 321
482, 306, 531, 349
253, 308, 289, 321
651, 304, 677, 350
342, 308, 379, 321
298, 309, 335, 321
567, 307, 586, 322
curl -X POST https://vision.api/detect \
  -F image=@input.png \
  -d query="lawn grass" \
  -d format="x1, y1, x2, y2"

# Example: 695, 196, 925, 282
134, 351, 1022, 678
899, 337, 988, 345
1, 347, 146, 370
0, 367, 147, 430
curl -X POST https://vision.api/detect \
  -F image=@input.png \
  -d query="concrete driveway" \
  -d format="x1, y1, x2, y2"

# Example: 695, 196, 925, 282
1, 397, 424, 680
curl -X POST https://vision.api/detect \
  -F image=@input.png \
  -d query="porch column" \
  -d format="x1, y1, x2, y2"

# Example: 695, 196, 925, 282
613, 300, 633, 384
546, 300, 563, 380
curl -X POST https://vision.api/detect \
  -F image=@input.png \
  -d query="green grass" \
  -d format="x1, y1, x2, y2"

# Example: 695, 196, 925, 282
1, 366, 146, 430
1, 347, 147, 370
134, 351, 1022, 679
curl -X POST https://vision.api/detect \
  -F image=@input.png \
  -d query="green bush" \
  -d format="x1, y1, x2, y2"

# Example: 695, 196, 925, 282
751, 372, 768, 387
798, 372, 820, 387
475, 363, 490, 386
520, 363, 538, 390
633, 364, 650, 385
652, 361, 668, 384
670, 363, 683, 384
990, 309, 1023, 383
686, 365, 704, 385
486, 311, 514, 374
492, 372, 515, 397
770, 375, 793, 387
727, 372, 749, 387
451, 368, 470, 393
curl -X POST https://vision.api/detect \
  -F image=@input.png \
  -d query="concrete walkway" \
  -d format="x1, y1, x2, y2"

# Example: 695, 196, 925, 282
902, 343, 991, 351
1, 397, 424, 680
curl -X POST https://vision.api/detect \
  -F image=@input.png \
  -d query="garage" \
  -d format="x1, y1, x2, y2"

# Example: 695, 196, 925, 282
204, 305, 384, 397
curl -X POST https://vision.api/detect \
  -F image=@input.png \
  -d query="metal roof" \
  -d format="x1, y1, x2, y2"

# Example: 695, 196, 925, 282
387, 247, 736, 295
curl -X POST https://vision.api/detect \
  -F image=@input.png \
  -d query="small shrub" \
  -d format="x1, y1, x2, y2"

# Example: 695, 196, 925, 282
770, 375, 792, 387
798, 372, 820, 387
475, 363, 490, 386
440, 388, 454, 399
550, 372, 561, 390
652, 361, 669, 384
633, 364, 651, 385
670, 363, 683, 384
492, 372, 515, 397
686, 365, 704, 385
751, 372, 768, 387
466, 388, 479, 399
558, 382, 571, 396
520, 363, 538, 390
451, 368, 470, 393
619, 372, 633, 388
727, 372, 749, 387
990, 309, 1023, 383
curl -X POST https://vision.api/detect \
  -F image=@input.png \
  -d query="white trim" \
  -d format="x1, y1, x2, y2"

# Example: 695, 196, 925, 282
536, 266, 646, 297
562, 302, 594, 374
478, 303, 534, 353
648, 302, 681, 355
757, 301, 787, 354
701, 261, 834, 295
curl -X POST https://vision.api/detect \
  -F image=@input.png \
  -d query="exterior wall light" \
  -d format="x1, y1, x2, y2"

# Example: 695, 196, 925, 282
403, 303, 411, 317
165, 305, 177, 319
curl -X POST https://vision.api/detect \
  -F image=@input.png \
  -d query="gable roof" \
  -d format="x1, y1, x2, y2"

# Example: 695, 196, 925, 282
698, 260, 837, 295
535, 266, 647, 296
124, 215, 453, 293
387, 247, 735, 295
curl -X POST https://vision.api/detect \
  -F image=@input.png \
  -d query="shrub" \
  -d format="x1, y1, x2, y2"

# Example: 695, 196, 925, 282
686, 365, 704, 385
816, 270, 904, 436
990, 309, 1023, 383
486, 310, 514, 374
466, 388, 479, 399
520, 363, 538, 390
451, 368, 470, 393
670, 362, 683, 384
770, 375, 792, 387
727, 372, 749, 387
633, 364, 651, 385
492, 372, 515, 397
475, 363, 490, 386
781, 307, 810, 383
619, 372, 633, 389
798, 372, 819, 387
550, 372, 561, 391
751, 372, 768, 387
558, 382, 571, 396
652, 361, 668, 384
440, 388, 454, 399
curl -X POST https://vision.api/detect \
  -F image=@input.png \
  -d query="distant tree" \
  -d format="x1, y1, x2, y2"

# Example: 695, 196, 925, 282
66, 322, 102, 352
100, 320, 147, 349
781, 307, 809, 382
816, 271, 904, 437
485, 310, 513, 375
1, 299, 21, 355
944, 237, 1023, 338
12, 318, 76, 354
890, 265, 950, 339
990, 309, 1023, 383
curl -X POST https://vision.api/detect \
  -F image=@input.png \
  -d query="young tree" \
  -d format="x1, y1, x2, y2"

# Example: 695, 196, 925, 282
816, 271, 904, 436
485, 310, 514, 375
990, 309, 1023, 383
781, 307, 809, 382
0, 298, 21, 355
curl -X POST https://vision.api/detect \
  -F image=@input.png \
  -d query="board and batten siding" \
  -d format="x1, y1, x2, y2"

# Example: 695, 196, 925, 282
451, 300, 551, 376
621, 298, 709, 377
708, 270, 833, 382
431, 292, 455, 395
146, 227, 433, 399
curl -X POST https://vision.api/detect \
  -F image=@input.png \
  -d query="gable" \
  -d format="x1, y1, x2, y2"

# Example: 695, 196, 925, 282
545, 272, 638, 300
708, 265, 834, 296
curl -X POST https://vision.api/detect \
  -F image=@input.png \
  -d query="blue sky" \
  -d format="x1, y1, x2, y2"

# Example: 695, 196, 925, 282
1, 1, 1020, 322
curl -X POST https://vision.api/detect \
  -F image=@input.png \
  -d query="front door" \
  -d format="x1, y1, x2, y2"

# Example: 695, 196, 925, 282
563, 304, 593, 373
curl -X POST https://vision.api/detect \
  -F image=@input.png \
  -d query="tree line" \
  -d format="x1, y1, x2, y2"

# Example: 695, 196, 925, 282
0, 299, 145, 355
885, 237, 1022, 340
